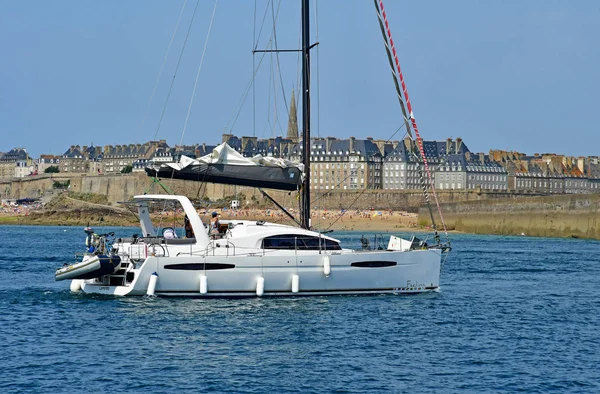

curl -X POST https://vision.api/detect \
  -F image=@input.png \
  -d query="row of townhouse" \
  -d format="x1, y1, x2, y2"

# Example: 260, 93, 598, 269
491, 151, 600, 194
208, 135, 600, 194
4, 132, 598, 196
60, 141, 170, 174
221, 134, 600, 195
223, 134, 384, 190
0, 148, 34, 180
132, 143, 217, 172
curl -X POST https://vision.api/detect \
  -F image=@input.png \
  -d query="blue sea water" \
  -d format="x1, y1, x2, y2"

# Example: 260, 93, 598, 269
0, 225, 599, 393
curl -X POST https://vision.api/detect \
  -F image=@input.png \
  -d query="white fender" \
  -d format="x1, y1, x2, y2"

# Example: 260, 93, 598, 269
199, 275, 208, 294
70, 279, 83, 292
292, 274, 299, 293
146, 272, 158, 296
323, 255, 331, 276
256, 277, 265, 297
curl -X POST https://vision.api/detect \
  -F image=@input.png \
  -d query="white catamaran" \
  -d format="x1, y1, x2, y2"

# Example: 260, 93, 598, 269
57, 0, 451, 297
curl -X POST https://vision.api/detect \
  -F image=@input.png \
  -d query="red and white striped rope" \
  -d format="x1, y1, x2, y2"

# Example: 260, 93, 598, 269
377, 0, 448, 238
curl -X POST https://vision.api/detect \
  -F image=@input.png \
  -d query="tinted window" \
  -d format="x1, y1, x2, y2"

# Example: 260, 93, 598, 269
262, 234, 341, 250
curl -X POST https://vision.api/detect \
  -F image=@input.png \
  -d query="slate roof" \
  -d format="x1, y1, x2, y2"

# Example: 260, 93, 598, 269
441, 153, 506, 173
287, 138, 383, 159
588, 162, 600, 179
196, 144, 217, 157
1, 148, 29, 162
384, 142, 411, 162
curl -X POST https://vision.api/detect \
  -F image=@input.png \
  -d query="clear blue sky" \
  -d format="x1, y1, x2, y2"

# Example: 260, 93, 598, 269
1, 0, 599, 158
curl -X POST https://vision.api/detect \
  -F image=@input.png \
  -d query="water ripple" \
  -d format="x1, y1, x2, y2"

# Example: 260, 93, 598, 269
0, 227, 599, 393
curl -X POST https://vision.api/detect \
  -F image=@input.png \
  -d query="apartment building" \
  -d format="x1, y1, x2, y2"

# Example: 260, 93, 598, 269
288, 137, 383, 190
0, 148, 33, 179
435, 151, 507, 191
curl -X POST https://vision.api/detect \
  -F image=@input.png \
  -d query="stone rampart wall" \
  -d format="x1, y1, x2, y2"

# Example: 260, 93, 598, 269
419, 193, 600, 239
6, 173, 598, 238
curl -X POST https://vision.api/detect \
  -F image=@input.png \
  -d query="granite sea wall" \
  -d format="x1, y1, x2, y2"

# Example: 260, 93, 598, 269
419, 193, 600, 240
4, 174, 599, 239
2, 173, 517, 209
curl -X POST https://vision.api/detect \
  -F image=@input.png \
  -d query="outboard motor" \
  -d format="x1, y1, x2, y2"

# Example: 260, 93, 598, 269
84, 227, 95, 253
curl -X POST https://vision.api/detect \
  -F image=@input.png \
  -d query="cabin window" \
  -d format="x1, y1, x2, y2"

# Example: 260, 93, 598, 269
262, 235, 341, 250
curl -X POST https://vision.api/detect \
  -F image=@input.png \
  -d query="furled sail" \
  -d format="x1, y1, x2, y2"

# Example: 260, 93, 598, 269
145, 143, 304, 191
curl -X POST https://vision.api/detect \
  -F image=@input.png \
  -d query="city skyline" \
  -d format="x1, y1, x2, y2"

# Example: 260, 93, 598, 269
2, 134, 598, 198
2, 132, 598, 161
2, 1, 599, 158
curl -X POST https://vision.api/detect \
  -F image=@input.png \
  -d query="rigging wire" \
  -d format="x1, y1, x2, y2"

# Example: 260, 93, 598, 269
267, 40, 274, 135
153, 0, 202, 140
224, 52, 269, 133
252, 0, 275, 137
375, 0, 449, 243
314, 0, 321, 139
179, 0, 219, 147
140, 0, 188, 137
271, 0, 290, 120
225, 0, 284, 134
295, 18, 302, 104
254, 0, 273, 51
253, 0, 257, 137
158, 0, 218, 207
315, 123, 410, 231
170, 0, 218, 203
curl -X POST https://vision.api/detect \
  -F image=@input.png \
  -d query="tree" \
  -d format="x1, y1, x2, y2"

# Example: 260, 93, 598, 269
121, 165, 133, 174
53, 180, 70, 189
44, 166, 60, 173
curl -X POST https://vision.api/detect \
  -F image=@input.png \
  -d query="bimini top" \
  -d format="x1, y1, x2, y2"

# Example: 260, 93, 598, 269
145, 143, 303, 191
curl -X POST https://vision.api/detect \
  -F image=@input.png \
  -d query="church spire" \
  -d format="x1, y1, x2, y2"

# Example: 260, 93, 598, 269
286, 88, 299, 142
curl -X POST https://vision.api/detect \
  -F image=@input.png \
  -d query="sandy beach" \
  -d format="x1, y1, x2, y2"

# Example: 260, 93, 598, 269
1, 201, 423, 232
214, 208, 420, 232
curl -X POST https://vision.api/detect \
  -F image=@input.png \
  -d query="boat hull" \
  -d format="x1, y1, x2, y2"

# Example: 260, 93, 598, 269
77, 249, 441, 297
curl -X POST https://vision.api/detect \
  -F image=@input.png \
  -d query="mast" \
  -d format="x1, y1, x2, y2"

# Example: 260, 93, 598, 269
300, 0, 311, 229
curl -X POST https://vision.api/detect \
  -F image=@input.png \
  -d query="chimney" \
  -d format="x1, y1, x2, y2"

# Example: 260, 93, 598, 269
349, 137, 356, 152
479, 152, 485, 164
455, 137, 463, 153
241, 136, 251, 150
403, 137, 414, 153
326, 137, 336, 152
446, 138, 452, 154
577, 157, 586, 174
222, 134, 233, 144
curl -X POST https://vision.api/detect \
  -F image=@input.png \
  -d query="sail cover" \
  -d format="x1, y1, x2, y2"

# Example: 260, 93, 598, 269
145, 143, 304, 191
